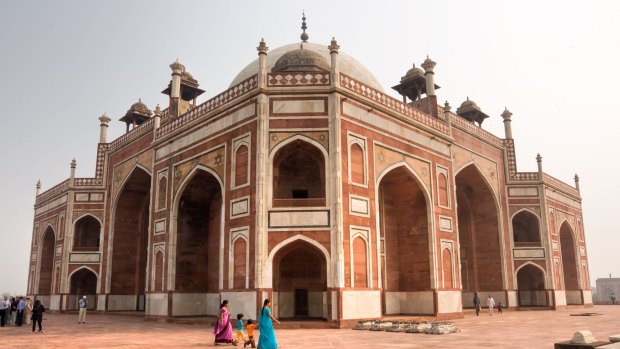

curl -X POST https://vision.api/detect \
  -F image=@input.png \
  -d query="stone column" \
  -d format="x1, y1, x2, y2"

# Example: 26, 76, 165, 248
422, 56, 436, 96
35, 180, 41, 196
536, 154, 543, 178
98, 113, 111, 143
574, 174, 580, 192
329, 37, 340, 88
153, 105, 161, 130
70, 158, 77, 186
169, 60, 184, 117
501, 108, 513, 139
257, 39, 268, 88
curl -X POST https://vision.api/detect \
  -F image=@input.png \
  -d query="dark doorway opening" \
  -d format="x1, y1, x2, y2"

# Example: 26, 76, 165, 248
294, 289, 309, 316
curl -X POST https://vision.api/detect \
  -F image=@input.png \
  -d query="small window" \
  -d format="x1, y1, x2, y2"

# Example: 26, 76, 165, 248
292, 189, 308, 199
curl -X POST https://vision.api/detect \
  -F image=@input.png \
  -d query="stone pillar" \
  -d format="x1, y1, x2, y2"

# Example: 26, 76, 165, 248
422, 56, 436, 96
536, 153, 543, 177
70, 158, 77, 185
36, 180, 41, 196
501, 108, 513, 139
574, 174, 580, 191
153, 105, 161, 130
328, 37, 340, 88
98, 113, 111, 143
257, 38, 268, 88
169, 60, 184, 117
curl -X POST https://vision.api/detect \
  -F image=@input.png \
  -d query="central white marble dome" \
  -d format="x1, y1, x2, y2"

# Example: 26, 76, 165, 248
230, 42, 385, 92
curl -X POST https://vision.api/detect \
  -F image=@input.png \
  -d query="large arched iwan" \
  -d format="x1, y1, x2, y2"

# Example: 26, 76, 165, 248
455, 165, 503, 298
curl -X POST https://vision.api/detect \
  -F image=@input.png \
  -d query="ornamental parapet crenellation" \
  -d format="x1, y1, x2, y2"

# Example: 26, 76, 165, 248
543, 173, 580, 198
339, 73, 450, 135
155, 74, 258, 140
35, 179, 69, 206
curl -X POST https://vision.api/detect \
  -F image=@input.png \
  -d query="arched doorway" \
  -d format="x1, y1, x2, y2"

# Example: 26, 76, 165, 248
38, 227, 56, 295
516, 264, 547, 307
512, 210, 541, 246
560, 222, 582, 304
273, 241, 327, 319
378, 165, 432, 315
175, 168, 222, 296
110, 167, 151, 311
272, 139, 326, 207
69, 268, 97, 310
73, 215, 101, 251
455, 165, 503, 306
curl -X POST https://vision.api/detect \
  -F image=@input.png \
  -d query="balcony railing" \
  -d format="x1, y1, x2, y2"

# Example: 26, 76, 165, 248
513, 241, 542, 248
72, 246, 100, 252
273, 198, 326, 208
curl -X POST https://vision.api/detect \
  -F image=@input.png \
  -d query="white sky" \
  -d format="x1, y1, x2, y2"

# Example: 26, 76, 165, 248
0, 0, 618, 295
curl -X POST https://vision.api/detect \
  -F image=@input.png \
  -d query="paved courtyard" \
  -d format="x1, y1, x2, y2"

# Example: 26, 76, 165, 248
1, 305, 618, 348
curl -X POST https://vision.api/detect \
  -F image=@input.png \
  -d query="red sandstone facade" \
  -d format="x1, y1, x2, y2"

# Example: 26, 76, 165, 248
27, 35, 591, 326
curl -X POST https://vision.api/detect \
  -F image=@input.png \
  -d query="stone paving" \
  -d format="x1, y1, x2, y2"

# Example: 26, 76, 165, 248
1, 306, 618, 348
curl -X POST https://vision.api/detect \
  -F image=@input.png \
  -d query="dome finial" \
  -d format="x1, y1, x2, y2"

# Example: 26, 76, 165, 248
300, 11, 309, 43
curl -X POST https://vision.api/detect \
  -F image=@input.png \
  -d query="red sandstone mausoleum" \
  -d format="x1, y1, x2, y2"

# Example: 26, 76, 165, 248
27, 21, 591, 326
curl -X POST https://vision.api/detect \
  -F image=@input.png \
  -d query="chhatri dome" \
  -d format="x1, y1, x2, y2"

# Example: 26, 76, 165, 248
230, 14, 384, 92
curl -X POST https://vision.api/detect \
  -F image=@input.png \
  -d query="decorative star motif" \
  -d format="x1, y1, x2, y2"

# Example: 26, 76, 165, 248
215, 153, 223, 165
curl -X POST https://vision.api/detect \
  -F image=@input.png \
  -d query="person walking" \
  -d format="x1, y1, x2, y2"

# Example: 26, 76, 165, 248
25, 297, 33, 325
487, 295, 496, 316
31, 300, 45, 333
612, 293, 616, 305
257, 299, 280, 349
213, 300, 235, 345
0, 296, 8, 327
473, 292, 481, 316
16, 297, 25, 326
78, 296, 88, 323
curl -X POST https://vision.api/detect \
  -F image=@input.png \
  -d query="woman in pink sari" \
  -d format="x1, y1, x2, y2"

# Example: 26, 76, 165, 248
213, 300, 236, 345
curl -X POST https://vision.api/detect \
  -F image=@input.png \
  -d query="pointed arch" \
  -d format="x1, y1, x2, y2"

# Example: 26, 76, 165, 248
515, 262, 547, 306
263, 234, 331, 288
375, 161, 435, 315
72, 213, 102, 251
559, 221, 580, 293
107, 164, 151, 309
37, 226, 56, 295
69, 266, 98, 310
455, 163, 504, 297
511, 209, 542, 245
169, 165, 224, 293
268, 135, 329, 208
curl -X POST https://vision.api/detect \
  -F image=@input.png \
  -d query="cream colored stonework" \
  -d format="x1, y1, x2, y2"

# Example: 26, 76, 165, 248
452, 145, 500, 198
112, 150, 154, 200
269, 131, 329, 152
374, 144, 431, 191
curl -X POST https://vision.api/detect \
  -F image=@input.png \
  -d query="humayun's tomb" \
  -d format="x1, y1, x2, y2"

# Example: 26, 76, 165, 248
27, 18, 591, 326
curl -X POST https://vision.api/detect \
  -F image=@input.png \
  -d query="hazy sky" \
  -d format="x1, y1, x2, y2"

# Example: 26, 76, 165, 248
1, 1, 618, 295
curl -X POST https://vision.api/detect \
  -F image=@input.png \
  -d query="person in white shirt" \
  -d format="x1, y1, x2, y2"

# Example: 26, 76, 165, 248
487, 295, 496, 316
0, 296, 8, 327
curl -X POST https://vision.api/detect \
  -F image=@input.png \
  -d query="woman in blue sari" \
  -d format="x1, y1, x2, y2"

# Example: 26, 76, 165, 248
257, 299, 280, 349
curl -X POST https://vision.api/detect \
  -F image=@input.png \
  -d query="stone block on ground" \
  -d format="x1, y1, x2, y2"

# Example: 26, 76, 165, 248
610, 334, 620, 343
353, 320, 373, 330
425, 321, 459, 335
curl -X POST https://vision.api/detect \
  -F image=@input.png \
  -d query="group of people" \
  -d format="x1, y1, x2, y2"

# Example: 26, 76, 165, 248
0, 296, 46, 332
213, 299, 279, 348
473, 292, 503, 316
